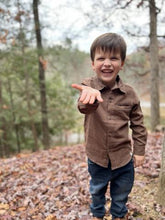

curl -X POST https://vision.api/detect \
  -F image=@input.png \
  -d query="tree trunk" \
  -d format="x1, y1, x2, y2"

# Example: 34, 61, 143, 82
0, 80, 10, 157
0, 80, 4, 157
33, 0, 50, 149
149, 0, 160, 131
158, 133, 165, 205
7, 79, 21, 153
1, 123, 10, 157
17, 0, 38, 152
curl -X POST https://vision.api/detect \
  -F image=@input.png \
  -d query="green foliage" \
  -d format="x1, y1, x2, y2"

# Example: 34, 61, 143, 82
0, 42, 87, 156
1, 39, 165, 156
46, 44, 91, 84
46, 72, 78, 135
0, 48, 41, 154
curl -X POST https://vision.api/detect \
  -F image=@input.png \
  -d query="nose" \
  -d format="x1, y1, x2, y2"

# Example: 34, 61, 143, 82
103, 59, 111, 66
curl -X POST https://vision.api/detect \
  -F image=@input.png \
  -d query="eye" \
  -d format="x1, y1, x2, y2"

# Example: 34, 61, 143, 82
97, 57, 105, 61
111, 56, 118, 60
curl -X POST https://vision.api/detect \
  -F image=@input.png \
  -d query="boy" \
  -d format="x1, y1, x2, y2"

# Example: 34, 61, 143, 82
72, 33, 147, 220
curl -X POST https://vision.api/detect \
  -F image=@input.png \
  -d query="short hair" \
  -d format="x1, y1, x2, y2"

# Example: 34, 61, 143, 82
90, 33, 127, 62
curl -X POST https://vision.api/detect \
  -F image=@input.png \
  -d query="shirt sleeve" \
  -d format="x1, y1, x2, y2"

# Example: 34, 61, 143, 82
130, 101, 147, 156
78, 99, 99, 114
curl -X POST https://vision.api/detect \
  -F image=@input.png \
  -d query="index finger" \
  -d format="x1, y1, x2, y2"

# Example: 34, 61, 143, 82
71, 84, 83, 91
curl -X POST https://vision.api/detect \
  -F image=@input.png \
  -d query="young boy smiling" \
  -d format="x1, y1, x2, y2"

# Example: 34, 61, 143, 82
72, 33, 147, 220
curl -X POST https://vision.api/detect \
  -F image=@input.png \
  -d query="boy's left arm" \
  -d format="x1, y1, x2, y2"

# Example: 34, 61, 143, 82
130, 101, 147, 168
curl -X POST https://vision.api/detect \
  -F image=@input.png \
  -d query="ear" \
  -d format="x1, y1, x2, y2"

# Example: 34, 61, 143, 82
91, 61, 95, 71
120, 61, 125, 70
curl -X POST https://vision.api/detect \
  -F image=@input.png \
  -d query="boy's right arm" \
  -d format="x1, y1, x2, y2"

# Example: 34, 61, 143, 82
71, 83, 103, 114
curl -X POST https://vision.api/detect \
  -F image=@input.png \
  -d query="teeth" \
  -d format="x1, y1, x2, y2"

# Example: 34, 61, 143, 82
102, 70, 113, 73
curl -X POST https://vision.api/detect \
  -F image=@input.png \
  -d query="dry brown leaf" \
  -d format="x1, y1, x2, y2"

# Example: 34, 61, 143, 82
17, 206, 26, 211
0, 210, 6, 214
0, 203, 9, 210
0, 134, 163, 219
45, 215, 57, 220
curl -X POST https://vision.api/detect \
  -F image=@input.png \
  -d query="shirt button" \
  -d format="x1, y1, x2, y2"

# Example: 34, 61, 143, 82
108, 133, 111, 137
109, 98, 113, 103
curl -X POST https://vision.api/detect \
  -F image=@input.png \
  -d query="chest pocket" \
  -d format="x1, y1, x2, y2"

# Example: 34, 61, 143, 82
109, 104, 132, 121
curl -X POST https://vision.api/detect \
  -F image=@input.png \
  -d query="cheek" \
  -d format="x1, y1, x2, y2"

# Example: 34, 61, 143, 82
115, 63, 123, 70
92, 61, 103, 72
92, 64, 99, 72
94, 63, 102, 70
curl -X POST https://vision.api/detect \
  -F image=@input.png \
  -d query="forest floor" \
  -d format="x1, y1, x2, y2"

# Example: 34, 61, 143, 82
0, 133, 164, 220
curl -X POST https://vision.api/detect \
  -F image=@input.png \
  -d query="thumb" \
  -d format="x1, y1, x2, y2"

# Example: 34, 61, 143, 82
71, 84, 83, 91
97, 93, 103, 102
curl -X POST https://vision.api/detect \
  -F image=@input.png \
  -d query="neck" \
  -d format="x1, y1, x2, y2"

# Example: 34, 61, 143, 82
102, 79, 116, 88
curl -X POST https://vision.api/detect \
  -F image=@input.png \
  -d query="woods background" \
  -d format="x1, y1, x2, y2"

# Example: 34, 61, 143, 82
0, 1, 165, 218
0, 0, 165, 157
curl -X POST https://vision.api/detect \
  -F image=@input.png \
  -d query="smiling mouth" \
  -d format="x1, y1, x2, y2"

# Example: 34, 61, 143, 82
101, 69, 113, 75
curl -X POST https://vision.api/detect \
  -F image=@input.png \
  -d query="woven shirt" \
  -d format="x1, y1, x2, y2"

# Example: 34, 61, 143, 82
78, 75, 147, 170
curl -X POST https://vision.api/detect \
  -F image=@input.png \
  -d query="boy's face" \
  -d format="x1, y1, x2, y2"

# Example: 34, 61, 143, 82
91, 49, 124, 86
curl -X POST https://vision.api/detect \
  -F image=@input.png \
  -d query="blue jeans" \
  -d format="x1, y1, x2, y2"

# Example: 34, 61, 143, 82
88, 158, 134, 219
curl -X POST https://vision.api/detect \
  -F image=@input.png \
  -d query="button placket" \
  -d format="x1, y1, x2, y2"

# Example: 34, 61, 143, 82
109, 97, 113, 103
107, 93, 113, 120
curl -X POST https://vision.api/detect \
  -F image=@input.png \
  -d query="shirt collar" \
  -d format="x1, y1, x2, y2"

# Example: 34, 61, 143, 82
112, 75, 126, 94
93, 75, 126, 94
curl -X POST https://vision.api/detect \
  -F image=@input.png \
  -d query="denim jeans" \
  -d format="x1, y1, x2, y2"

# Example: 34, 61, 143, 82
88, 158, 134, 219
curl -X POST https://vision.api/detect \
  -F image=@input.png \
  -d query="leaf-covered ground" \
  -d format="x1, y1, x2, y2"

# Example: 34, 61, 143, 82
0, 133, 164, 220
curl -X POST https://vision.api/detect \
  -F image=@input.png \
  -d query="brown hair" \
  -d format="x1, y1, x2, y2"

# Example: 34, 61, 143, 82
90, 33, 127, 62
